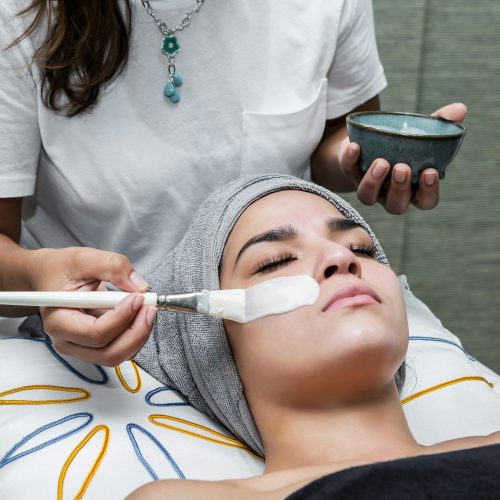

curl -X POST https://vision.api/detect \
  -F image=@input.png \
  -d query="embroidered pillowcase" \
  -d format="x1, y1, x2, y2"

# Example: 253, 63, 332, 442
0, 321, 263, 499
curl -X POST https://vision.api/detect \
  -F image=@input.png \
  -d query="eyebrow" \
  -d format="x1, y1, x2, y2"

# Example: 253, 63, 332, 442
234, 217, 365, 264
326, 217, 363, 233
235, 224, 297, 263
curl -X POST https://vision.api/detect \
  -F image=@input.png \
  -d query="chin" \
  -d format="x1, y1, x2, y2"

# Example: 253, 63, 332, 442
314, 317, 407, 374
319, 302, 405, 336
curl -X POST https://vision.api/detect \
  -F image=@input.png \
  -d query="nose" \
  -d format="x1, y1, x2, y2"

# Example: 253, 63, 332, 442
315, 242, 362, 282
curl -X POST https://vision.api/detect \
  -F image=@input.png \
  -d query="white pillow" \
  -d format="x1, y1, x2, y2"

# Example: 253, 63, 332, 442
400, 275, 500, 444
1, 277, 499, 498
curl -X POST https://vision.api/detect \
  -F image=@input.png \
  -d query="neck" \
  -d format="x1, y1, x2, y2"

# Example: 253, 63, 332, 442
256, 384, 421, 473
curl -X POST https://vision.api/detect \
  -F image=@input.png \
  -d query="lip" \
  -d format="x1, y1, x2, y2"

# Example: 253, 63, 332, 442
322, 283, 381, 312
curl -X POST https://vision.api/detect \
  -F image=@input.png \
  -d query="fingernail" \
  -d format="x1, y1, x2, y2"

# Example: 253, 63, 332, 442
424, 171, 436, 186
372, 162, 387, 178
130, 270, 149, 291
146, 307, 157, 327
133, 294, 144, 312
394, 167, 407, 184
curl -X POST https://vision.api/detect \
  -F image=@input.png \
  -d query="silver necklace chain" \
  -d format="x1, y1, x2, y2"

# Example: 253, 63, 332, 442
141, 0, 205, 38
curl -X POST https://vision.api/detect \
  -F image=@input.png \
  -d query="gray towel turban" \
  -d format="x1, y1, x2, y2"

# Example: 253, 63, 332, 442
135, 174, 393, 456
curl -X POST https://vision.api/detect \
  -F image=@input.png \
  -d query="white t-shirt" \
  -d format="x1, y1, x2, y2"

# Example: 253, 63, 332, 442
0, 0, 386, 274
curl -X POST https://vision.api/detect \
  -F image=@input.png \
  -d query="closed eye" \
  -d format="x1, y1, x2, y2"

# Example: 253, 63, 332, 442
255, 252, 298, 274
348, 243, 376, 258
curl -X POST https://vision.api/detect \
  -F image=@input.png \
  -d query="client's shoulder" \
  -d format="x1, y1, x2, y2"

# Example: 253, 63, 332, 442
126, 477, 271, 500
125, 471, 323, 500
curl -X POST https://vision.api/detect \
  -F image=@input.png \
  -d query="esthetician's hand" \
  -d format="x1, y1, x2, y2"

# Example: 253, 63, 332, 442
339, 102, 468, 215
29, 247, 156, 366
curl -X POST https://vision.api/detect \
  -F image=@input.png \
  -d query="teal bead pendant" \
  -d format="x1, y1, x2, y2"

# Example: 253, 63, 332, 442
163, 72, 183, 103
162, 36, 183, 104
172, 73, 183, 87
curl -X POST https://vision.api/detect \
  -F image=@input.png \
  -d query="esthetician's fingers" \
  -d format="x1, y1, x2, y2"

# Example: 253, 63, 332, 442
29, 247, 149, 295
85, 282, 109, 319
356, 159, 391, 206
412, 168, 440, 210
51, 305, 157, 367
339, 139, 364, 188
383, 164, 413, 215
431, 102, 468, 123
42, 293, 144, 349
70, 248, 150, 293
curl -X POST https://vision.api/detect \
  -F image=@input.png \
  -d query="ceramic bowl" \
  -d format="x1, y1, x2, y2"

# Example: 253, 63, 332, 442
346, 111, 466, 183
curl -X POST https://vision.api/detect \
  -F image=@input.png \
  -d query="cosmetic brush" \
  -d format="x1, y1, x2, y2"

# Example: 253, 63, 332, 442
0, 275, 319, 323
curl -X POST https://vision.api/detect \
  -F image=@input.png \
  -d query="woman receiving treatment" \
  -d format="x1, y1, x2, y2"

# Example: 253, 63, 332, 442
129, 175, 500, 499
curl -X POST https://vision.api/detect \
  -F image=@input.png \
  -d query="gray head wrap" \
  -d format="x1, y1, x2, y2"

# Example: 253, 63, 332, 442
135, 174, 395, 456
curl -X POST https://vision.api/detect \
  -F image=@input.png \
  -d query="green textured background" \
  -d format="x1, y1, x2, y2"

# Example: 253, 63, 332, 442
341, 1, 500, 371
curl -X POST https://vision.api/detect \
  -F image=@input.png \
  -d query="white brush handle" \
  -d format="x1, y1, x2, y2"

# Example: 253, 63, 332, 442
0, 291, 158, 309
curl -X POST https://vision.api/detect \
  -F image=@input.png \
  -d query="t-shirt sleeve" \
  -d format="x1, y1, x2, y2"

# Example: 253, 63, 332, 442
0, 4, 40, 198
326, 0, 387, 119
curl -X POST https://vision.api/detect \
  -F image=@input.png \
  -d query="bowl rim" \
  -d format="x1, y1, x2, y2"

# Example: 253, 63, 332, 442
346, 111, 466, 139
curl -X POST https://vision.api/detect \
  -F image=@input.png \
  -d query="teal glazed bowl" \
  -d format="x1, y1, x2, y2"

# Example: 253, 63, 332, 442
346, 112, 466, 183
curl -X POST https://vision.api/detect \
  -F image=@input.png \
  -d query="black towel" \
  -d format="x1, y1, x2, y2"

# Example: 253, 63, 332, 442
287, 443, 500, 499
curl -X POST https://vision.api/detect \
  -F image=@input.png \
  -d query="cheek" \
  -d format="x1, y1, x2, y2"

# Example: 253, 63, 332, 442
225, 307, 315, 378
367, 266, 408, 342
381, 269, 408, 337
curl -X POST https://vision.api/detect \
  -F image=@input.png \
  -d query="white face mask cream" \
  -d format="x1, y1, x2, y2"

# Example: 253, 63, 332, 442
208, 275, 320, 323
373, 123, 429, 135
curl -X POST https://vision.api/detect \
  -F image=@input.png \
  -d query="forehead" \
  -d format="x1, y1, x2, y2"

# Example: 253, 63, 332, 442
224, 191, 345, 254
237, 190, 344, 227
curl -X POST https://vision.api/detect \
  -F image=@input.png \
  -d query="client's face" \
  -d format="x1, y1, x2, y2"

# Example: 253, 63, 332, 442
220, 191, 408, 408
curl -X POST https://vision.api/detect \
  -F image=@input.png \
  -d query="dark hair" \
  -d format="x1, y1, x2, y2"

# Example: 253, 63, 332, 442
395, 362, 406, 393
9, 0, 133, 117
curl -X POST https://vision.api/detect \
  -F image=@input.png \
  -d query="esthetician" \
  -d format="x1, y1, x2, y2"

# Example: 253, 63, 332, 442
0, 0, 466, 366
